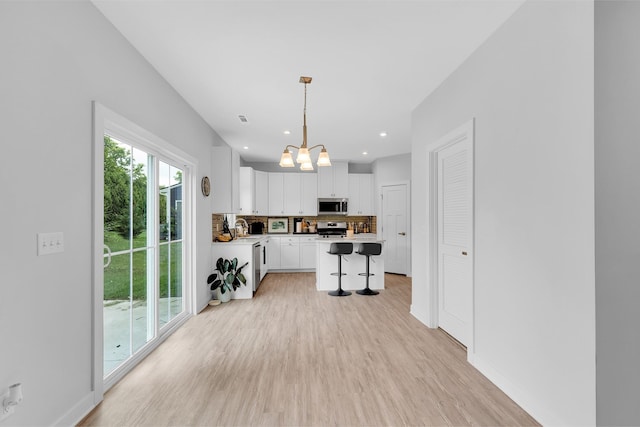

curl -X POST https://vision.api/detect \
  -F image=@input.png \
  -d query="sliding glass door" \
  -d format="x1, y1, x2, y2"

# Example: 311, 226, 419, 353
103, 135, 184, 378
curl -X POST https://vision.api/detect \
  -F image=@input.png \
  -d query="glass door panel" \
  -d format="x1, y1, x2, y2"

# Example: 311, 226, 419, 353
159, 162, 184, 328
103, 135, 154, 378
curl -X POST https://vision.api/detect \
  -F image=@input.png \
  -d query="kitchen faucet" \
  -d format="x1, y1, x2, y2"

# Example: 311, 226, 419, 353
235, 218, 249, 236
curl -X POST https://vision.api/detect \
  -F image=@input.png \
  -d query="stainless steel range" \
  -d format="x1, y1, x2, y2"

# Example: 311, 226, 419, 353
317, 221, 347, 238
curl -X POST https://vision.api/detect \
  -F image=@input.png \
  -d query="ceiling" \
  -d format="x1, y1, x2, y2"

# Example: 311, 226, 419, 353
92, 0, 524, 165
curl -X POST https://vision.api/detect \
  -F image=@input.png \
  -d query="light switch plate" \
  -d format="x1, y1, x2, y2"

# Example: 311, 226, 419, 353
37, 232, 64, 256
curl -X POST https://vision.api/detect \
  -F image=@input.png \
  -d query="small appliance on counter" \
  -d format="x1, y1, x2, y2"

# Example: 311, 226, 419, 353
317, 221, 347, 238
293, 217, 304, 233
248, 221, 264, 235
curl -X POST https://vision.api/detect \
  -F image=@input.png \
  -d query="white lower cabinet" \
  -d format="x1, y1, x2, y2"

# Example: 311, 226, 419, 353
268, 235, 317, 270
280, 236, 300, 269
300, 236, 317, 269
268, 237, 281, 270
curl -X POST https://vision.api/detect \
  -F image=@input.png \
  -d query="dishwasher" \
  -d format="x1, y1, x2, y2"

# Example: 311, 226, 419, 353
253, 242, 262, 292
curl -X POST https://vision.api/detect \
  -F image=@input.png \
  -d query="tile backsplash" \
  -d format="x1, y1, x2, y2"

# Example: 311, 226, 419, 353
213, 214, 376, 241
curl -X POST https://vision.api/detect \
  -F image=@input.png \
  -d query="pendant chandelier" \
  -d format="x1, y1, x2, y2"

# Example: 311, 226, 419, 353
279, 76, 331, 170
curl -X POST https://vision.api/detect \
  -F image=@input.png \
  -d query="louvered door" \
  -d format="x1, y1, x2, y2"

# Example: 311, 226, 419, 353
437, 139, 472, 346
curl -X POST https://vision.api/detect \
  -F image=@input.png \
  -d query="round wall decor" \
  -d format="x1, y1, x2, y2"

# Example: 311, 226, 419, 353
201, 176, 211, 196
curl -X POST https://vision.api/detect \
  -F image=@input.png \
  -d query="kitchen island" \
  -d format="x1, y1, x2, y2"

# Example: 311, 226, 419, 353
315, 235, 385, 292
212, 236, 268, 299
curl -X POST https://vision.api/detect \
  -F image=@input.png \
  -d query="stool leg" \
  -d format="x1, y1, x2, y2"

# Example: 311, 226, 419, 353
357, 254, 379, 296
329, 255, 351, 297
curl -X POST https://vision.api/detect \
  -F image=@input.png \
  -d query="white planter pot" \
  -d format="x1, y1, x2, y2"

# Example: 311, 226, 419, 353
217, 287, 231, 303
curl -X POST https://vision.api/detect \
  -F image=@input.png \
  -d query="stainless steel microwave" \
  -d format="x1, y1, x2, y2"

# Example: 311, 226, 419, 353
318, 198, 348, 215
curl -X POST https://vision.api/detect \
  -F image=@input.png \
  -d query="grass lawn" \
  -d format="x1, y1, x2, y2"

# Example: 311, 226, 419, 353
104, 231, 182, 300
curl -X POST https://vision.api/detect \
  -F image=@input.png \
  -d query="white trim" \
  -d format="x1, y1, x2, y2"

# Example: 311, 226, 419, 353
91, 102, 105, 404
51, 392, 95, 427
425, 118, 475, 357
92, 102, 198, 408
470, 355, 556, 426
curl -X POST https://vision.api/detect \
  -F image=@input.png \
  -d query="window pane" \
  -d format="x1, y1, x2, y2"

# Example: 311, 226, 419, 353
159, 162, 170, 244
132, 147, 149, 250
103, 253, 130, 377
159, 243, 170, 328
103, 136, 131, 252
132, 249, 149, 353
169, 241, 183, 320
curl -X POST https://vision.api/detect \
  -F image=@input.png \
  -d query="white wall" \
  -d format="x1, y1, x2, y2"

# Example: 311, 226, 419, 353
0, 2, 218, 425
372, 153, 411, 186
411, 1, 595, 425
595, 1, 640, 425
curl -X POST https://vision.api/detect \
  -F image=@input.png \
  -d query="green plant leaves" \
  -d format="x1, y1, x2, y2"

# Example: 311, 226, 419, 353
210, 257, 249, 294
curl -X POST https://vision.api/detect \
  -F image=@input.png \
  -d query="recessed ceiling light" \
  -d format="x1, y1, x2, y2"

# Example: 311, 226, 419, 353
243, 146, 249, 150
283, 130, 291, 135
362, 151, 368, 155
379, 132, 387, 137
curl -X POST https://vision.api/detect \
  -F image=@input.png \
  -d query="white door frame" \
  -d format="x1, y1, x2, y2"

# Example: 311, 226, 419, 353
379, 180, 411, 276
426, 119, 475, 357
92, 102, 198, 404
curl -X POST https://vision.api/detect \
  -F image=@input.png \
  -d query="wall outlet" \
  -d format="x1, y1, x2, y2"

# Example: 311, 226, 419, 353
37, 232, 64, 256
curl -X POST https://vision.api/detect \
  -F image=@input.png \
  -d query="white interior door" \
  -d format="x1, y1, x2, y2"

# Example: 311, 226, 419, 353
382, 184, 408, 275
437, 135, 472, 346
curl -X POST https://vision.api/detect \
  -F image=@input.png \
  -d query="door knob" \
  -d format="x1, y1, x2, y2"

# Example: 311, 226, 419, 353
398, 232, 406, 236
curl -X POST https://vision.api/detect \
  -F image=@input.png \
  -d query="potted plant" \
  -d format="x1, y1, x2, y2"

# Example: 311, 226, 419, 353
207, 257, 249, 303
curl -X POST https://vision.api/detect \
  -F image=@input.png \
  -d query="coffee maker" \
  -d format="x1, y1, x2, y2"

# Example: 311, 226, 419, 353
293, 217, 303, 233
248, 221, 264, 235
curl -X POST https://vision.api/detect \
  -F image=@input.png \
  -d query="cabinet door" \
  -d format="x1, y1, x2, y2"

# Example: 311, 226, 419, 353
268, 237, 281, 269
317, 166, 334, 198
211, 146, 240, 213
268, 173, 285, 215
280, 237, 300, 269
230, 149, 240, 211
300, 238, 317, 269
238, 167, 255, 214
283, 173, 302, 215
300, 173, 318, 215
317, 161, 348, 198
332, 162, 349, 198
254, 171, 269, 215
348, 174, 360, 215
348, 174, 374, 215
359, 174, 374, 215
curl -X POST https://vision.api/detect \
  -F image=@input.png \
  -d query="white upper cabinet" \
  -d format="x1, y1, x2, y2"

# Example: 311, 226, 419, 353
211, 146, 240, 213
239, 167, 269, 215
283, 174, 302, 215
300, 173, 318, 215
268, 173, 285, 215
254, 170, 269, 215
317, 161, 348, 198
348, 173, 375, 215
282, 173, 318, 216
238, 167, 255, 215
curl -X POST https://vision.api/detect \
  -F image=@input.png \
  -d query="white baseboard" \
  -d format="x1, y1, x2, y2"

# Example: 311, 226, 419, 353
52, 391, 95, 427
470, 354, 564, 426
410, 305, 431, 327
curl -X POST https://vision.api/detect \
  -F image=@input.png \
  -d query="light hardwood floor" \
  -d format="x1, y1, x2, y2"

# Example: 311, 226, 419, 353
80, 273, 539, 426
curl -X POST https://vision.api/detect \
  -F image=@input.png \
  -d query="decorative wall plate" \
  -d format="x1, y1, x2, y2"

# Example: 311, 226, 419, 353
201, 176, 211, 196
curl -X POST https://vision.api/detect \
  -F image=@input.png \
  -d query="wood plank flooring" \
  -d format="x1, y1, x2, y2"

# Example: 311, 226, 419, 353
80, 273, 539, 426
